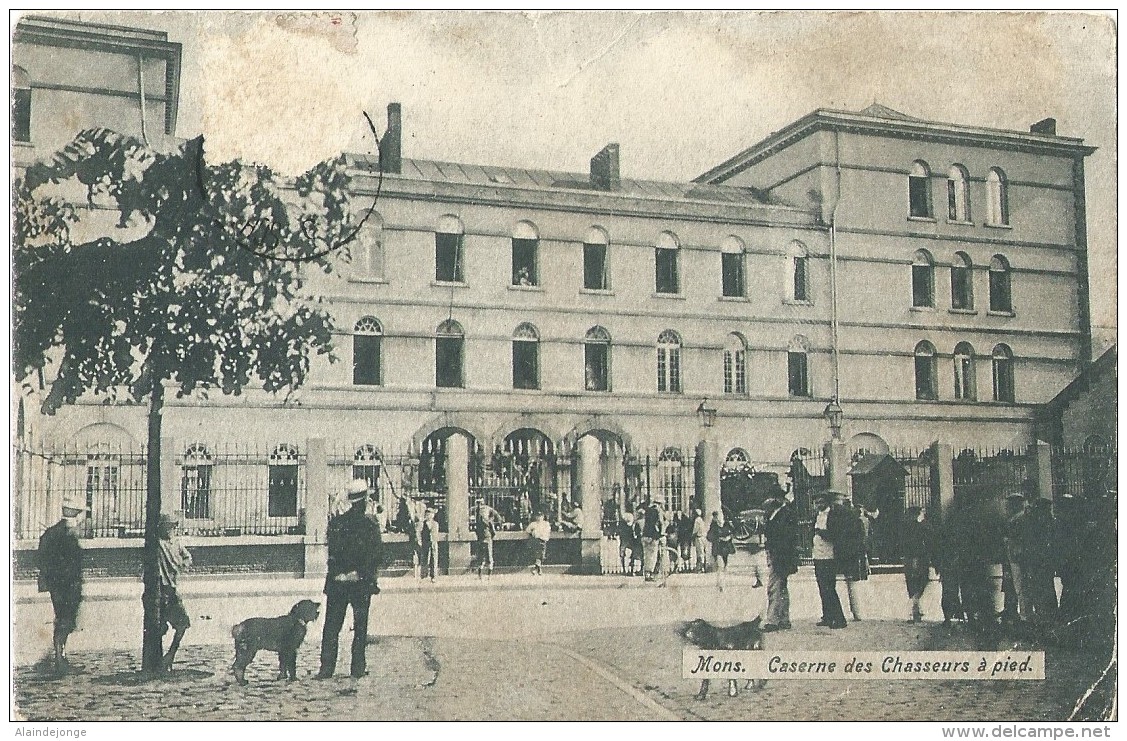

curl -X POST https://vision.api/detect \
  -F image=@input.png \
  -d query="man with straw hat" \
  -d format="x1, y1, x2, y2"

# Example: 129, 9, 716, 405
37, 494, 85, 675
317, 479, 382, 679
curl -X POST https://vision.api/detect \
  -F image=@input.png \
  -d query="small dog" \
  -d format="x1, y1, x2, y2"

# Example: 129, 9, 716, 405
681, 617, 767, 699
232, 599, 321, 685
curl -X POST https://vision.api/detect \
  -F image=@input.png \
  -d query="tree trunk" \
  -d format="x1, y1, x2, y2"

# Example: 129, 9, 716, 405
141, 382, 164, 672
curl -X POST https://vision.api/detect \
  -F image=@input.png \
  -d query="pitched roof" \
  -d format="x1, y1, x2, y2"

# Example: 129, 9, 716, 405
856, 103, 921, 122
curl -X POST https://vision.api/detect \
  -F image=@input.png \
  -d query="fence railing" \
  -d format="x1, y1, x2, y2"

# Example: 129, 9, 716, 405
1051, 445, 1116, 500
952, 446, 1032, 503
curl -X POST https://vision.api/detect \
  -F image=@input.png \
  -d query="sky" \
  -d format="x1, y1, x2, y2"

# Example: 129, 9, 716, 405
49, 10, 1118, 348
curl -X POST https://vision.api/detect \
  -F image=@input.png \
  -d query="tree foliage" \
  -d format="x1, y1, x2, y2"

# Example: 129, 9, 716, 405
13, 129, 352, 412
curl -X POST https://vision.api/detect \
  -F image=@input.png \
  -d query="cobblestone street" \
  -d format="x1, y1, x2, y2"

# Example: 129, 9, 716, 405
13, 574, 1113, 721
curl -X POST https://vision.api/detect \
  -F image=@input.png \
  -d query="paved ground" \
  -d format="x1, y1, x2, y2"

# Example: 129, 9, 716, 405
12, 571, 1115, 721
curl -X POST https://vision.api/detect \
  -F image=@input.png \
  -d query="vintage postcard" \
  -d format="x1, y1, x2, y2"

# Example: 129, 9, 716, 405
10, 10, 1117, 727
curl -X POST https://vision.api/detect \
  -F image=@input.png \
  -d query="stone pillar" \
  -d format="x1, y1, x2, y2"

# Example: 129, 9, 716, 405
304, 436, 329, 580
823, 438, 849, 494
934, 441, 955, 523
160, 436, 179, 516
1034, 440, 1054, 502
575, 435, 603, 574
696, 438, 721, 517
445, 434, 472, 574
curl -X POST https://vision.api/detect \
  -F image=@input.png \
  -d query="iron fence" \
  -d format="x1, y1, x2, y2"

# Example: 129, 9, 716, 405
787, 446, 827, 561
1052, 444, 1117, 500
951, 446, 1033, 505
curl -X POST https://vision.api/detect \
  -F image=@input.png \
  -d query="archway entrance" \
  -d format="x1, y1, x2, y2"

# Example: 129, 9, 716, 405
470, 428, 560, 531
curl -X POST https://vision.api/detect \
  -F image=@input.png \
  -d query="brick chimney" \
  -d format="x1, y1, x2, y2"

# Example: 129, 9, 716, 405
1030, 117, 1057, 136
378, 102, 402, 174
590, 143, 620, 191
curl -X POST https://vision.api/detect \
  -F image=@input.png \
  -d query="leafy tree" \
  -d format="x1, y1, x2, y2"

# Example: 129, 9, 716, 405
14, 129, 352, 672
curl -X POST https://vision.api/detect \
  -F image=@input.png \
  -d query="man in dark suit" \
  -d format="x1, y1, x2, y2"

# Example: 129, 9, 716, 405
762, 497, 799, 631
37, 497, 85, 675
812, 490, 850, 629
317, 479, 383, 679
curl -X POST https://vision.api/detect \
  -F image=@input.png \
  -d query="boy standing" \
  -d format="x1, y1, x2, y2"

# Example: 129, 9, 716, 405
157, 512, 193, 671
37, 497, 85, 675
420, 508, 441, 582
526, 513, 551, 576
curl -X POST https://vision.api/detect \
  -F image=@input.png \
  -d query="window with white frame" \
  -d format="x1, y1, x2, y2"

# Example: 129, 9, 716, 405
656, 329, 682, 393
908, 160, 933, 218
512, 322, 540, 390
350, 211, 384, 279
787, 241, 810, 303
511, 221, 539, 286
953, 342, 976, 400
353, 316, 383, 386
947, 165, 971, 222
723, 332, 747, 395
951, 252, 974, 310
436, 319, 464, 388
583, 226, 610, 290
584, 326, 611, 391
911, 250, 935, 308
720, 236, 746, 298
986, 168, 1009, 226
654, 231, 680, 294
181, 443, 213, 519
989, 255, 1012, 313
435, 215, 465, 283
992, 344, 1015, 403
268, 443, 300, 517
914, 341, 938, 400
658, 447, 685, 511
787, 336, 810, 397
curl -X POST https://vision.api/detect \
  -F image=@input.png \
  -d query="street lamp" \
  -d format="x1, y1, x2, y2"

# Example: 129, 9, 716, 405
823, 400, 844, 440
696, 399, 717, 428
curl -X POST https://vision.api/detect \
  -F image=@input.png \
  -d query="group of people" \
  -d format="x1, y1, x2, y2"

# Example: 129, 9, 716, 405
614, 500, 753, 583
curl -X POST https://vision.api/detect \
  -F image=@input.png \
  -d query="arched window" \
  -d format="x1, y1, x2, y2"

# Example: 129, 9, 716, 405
911, 250, 935, 308
351, 211, 384, 279
584, 326, 611, 391
787, 336, 810, 397
85, 445, 118, 537
914, 341, 938, 400
947, 165, 971, 222
436, 319, 465, 388
353, 444, 382, 496
12, 66, 30, 143
989, 255, 1012, 313
986, 168, 1009, 226
657, 330, 682, 393
657, 447, 686, 511
583, 226, 610, 290
435, 215, 465, 283
720, 236, 746, 298
511, 220, 539, 286
353, 316, 383, 386
953, 342, 976, 401
655, 231, 680, 294
268, 444, 300, 517
723, 332, 747, 395
991, 344, 1015, 403
951, 252, 974, 310
787, 241, 810, 303
512, 322, 540, 390
909, 160, 932, 218
181, 444, 213, 519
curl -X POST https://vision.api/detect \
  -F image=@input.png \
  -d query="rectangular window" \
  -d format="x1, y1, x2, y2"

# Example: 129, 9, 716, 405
915, 357, 937, 400
951, 266, 973, 310
912, 265, 934, 307
512, 238, 538, 286
268, 466, 298, 517
724, 350, 747, 395
512, 341, 539, 390
989, 272, 1012, 312
793, 256, 809, 302
655, 248, 679, 294
583, 243, 608, 290
723, 352, 734, 394
993, 359, 1015, 403
436, 337, 464, 388
353, 335, 382, 385
954, 358, 974, 400
657, 348, 681, 393
181, 466, 212, 519
584, 344, 609, 391
947, 181, 959, 221
722, 252, 745, 297
787, 352, 809, 397
13, 89, 30, 143
435, 233, 464, 283
909, 176, 930, 218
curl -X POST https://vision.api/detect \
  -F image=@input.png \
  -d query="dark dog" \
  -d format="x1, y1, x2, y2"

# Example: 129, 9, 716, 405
232, 599, 321, 685
681, 617, 767, 699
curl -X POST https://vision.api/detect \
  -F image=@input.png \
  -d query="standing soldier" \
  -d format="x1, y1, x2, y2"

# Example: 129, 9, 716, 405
157, 512, 193, 671
420, 507, 441, 582
37, 496, 85, 675
762, 497, 799, 632
473, 498, 501, 579
317, 479, 383, 679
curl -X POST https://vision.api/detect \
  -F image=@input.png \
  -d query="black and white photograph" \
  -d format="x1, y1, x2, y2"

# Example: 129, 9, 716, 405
9, 10, 1118, 726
